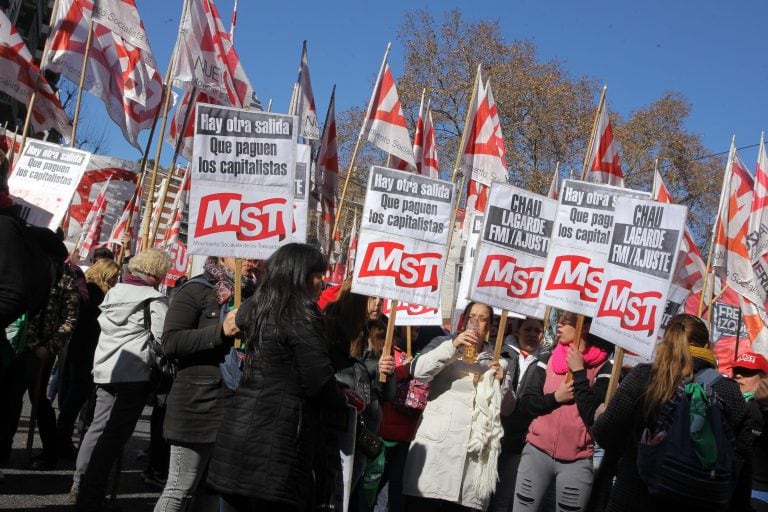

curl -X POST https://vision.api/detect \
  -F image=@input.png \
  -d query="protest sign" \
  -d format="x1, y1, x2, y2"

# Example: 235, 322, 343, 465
468, 183, 556, 318
290, 143, 311, 243
8, 140, 90, 229
590, 197, 687, 359
711, 301, 748, 340
161, 241, 189, 289
352, 166, 455, 309
455, 215, 484, 312
187, 104, 296, 259
540, 180, 650, 316
382, 299, 443, 326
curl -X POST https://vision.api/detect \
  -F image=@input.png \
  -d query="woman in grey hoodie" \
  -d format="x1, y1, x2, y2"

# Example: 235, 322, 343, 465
72, 248, 171, 512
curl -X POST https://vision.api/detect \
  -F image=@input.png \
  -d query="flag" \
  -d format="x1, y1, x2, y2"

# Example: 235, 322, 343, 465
413, 90, 426, 172
0, 9, 71, 138
748, 135, 768, 260
459, 69, 507, 187
585, 98, 624, 187
713, 143, 762, 306
361, 58, 416, 169
77, 177, 111, 262
317, 88, 338, 240
171, 0, 259, 109
653, 169, 706, 292
740, 294, 768, 358
108, 184, 140, 249
486, 80, 508, 171
44, 0, 162, 148
422, 107, 439, 179
294, 41, 319, 140
162, 167, 190, 248
547, 168, 559, 199
66, 154, 141, 245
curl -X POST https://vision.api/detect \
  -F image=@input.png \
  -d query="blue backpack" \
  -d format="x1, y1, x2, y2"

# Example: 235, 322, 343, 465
636, 368, 741, 511
176, 277, 243, 392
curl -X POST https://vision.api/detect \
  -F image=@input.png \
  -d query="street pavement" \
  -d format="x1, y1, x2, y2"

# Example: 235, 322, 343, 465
0, 398, 161, 511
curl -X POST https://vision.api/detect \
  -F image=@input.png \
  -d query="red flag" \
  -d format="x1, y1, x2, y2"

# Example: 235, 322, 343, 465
460, 70, 506, 186
295, 41, 319, 140
713, 142, 762, 305
0, 9, 71, 138
585, 98, 624, 187
421, 107, 440, 179
171, 0, 259, 109
44, 0, 162, 148
653, 169, 706, 292
108, 185, 140, 249
77, 177, 111, 262
317, 88, 339, 240
361, 56, 416, 169
413, 90, 426, 172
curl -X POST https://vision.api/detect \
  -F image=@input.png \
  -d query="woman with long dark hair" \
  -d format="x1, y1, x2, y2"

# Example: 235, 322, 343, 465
206, 243, 348, 512
591, 313, 752, 511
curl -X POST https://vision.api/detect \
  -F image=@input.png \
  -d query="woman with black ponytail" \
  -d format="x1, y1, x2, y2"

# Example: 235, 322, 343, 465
207, 243, 349, 512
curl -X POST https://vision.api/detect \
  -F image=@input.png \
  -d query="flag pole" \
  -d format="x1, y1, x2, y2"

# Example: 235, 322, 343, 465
149, 85, 197, 246
317, 84, 337, 255
450, 64, 481, 184
141, 0, 187, 251
70, 16, 95, 146
17, 0, 62, 162
332, 42, 391, 240
579, 85, 607, 181
229, 0, 239, 42
698, 136, 735, 316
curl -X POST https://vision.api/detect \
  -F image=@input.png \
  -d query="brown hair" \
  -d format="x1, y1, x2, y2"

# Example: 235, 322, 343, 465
644, 314, 709, 420
85, 258, 120, 293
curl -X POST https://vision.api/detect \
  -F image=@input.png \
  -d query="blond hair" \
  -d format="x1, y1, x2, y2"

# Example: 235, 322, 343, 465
127, 248, 171, 279
645, 314, 709, 420
85, 258, 120, 292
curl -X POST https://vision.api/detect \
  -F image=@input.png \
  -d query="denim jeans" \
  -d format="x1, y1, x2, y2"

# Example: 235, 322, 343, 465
153, 442, 215, 512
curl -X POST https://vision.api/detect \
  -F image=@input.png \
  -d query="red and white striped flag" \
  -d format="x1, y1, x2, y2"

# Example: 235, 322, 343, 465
713, 142, 762, 305
739, 294, 768, 357
422, 107, 439, 179
459, 70, 507, 187
294, 40, 319, 140
749, 135, 768, 261
171, 0, 259, 109
108, 185, 140, 250
77, 177, 111, 262
163, 167, 190, 248
413, 90, 426, 173
44, 0, 162, 149
317, 87, 339, 242
361, 55, 416, 169
653, 168, 706, 292
0, 9, 71, 139
585, 98, 624, 188
486, 80, 508, 171
547, 168, 559, 200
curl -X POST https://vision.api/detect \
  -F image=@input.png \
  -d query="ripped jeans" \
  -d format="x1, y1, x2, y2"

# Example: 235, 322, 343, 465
512, 443, 593, 512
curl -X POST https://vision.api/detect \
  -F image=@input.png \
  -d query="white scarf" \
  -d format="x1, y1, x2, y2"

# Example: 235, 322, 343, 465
467, 369, 503, 502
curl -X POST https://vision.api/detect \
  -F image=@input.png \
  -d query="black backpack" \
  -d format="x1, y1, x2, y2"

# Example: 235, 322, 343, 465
142, 298, 176, 394
636, 368, 741, 510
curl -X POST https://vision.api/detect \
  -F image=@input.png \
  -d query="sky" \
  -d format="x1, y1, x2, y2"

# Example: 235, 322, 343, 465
75, 0, 768, 172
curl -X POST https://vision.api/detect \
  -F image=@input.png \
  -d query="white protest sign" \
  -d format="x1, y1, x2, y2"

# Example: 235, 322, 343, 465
590, 197, 687, 359
540, 180, 650, 316
352, 167, 455, 309
469, 183, 556, 319
187, 104, 296, 259
382, 299, 443, 326
290, 143, 311, 243
455, 215, 484, 312
9, 140, 91, 229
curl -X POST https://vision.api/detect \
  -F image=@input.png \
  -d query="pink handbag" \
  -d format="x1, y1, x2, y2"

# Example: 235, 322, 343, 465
392, 350, 430, 415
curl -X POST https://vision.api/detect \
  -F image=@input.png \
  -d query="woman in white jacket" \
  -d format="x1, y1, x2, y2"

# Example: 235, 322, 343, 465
401, 302, 512, 512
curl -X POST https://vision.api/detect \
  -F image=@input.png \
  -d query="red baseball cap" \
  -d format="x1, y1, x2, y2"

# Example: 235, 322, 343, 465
733, 352, 768, 374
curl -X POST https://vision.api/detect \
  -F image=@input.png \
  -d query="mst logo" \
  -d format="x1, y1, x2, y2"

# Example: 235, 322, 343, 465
384, 302, 439, 316
194, 193, 287, 241
477, 254, 542, 299
545, 255, 602, 302
359, 241, 441, 290
597, 279, 662, 335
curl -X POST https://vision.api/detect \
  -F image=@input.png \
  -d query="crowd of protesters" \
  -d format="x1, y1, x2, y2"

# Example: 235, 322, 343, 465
2, 152, 768, 512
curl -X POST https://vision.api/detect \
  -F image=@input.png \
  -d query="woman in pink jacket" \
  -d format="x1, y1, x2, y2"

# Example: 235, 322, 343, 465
511, 312, 612, 512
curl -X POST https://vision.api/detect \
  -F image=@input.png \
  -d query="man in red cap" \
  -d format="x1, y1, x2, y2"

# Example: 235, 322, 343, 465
733, 352, 768, 509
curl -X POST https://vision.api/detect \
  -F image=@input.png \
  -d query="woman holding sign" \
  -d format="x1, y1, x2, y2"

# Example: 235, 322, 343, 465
511, 311, 612, 512
402, 301, 511, 511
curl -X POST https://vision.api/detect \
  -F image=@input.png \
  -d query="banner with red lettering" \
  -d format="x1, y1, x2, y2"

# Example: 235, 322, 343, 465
540, 180, 650, 316
591, 197, 687, 359
382, 299, 443, 326
352, 166, 455, 308
187, 104, 296, 258
290, 143, 311, 243
8, 140, 90, 229
468, 183, 556, 318
161, 241, 189, 289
